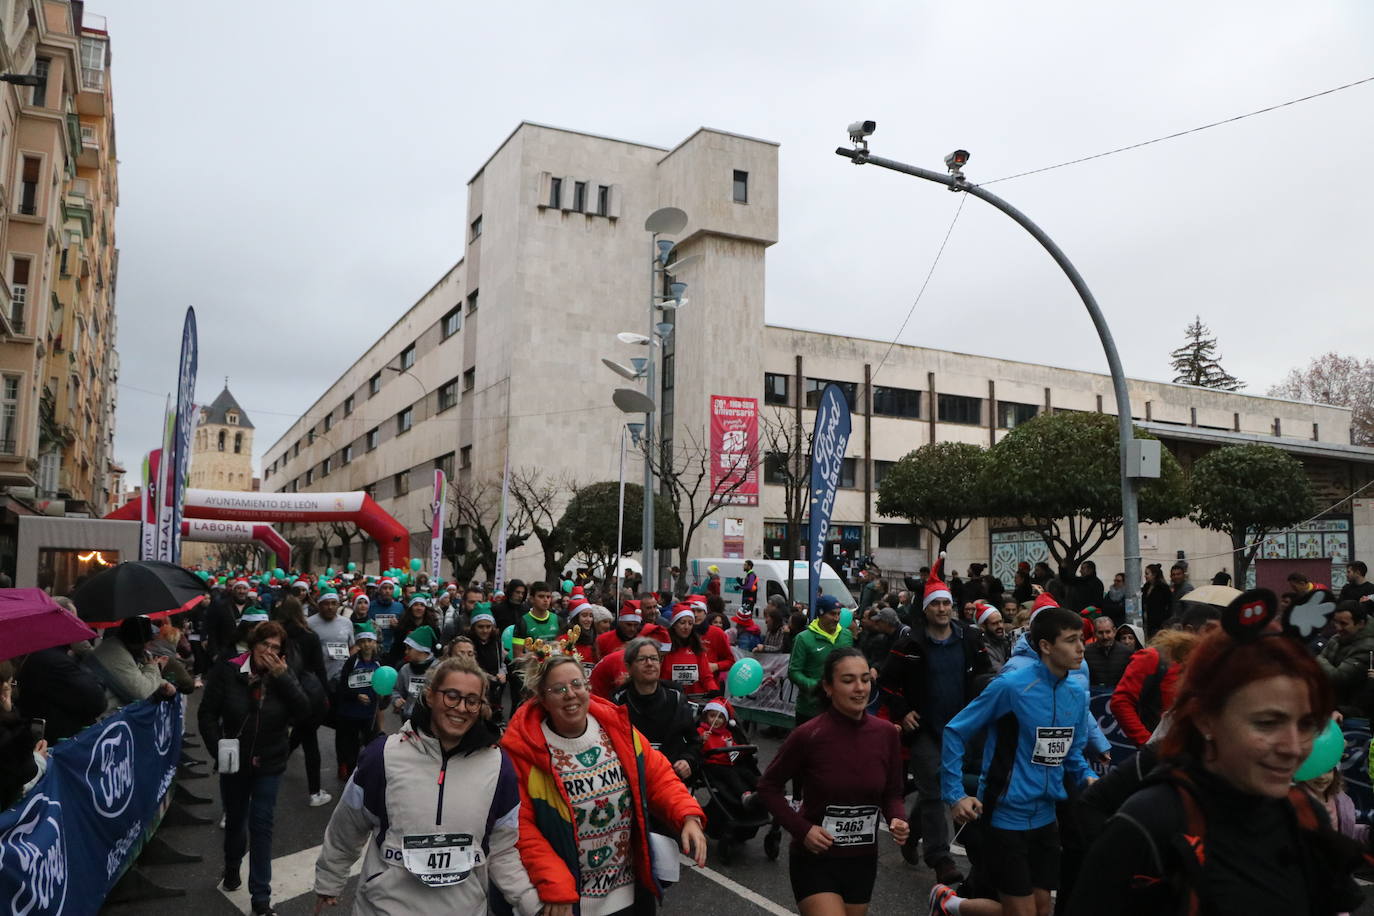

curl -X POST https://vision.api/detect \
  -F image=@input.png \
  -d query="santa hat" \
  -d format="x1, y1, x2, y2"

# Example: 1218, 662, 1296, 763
292, 578, 310, 590
922, 553, 953, 609
688, 597, 707, 614
232, 578, 249, 588
378, 577, 396, 588
1030, 592, 1060, 621
617, 600, 642, 623
353, 593, 370, 607
975, 604, 1000, 627
702, 700, 730, 720
568, 594, 589, 613
671, 605, 696, 625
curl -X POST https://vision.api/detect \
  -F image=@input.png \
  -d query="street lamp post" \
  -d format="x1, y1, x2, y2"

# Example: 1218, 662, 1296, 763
835, 127, 1152, 624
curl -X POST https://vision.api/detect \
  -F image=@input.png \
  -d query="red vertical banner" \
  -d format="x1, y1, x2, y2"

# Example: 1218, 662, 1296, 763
709, 395, 759, 506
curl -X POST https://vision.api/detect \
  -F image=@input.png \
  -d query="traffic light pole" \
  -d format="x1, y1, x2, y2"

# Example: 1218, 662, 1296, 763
835, 145, 1143, 624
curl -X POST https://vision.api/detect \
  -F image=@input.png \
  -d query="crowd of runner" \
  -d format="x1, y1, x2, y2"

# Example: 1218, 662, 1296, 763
8, 553, 1374, 915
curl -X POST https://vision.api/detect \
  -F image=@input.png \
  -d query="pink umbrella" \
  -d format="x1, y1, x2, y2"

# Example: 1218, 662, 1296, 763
0, 588, 97, 661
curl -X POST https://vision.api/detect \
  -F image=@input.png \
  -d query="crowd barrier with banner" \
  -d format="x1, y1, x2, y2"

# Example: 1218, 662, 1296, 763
0, 696, 184, 916
727, 648, 1374, 815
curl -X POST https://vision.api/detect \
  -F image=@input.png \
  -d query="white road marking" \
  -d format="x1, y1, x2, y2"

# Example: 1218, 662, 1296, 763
218, 844, 361, 915
679, 854, 797, 915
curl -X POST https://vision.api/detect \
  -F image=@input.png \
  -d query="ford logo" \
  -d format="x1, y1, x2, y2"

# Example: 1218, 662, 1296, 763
86, 720, 136, 819
1, 793, 67, 916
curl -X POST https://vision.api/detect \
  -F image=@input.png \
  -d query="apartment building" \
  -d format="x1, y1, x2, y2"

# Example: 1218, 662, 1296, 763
264, 121, 1373, 587
0, 1, 119, 575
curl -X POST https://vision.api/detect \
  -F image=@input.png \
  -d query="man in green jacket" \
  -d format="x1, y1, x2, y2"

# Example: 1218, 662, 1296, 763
788, 594, 855, 724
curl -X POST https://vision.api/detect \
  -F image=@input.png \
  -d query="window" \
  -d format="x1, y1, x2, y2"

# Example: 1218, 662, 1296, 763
460, 445, 472, 469
0, 376, 19, 453
938, 393, 983, 425
873, 386, 921, 419
366, 428, 379, 451
19, 156, 39, 215
805, 378, 858, 411
217, 431, 226, 452
469, 215, 482, 240
573, 181, 587, 212
322, 456, 331, 477
839, 457, 857, 488
394, 471, 409, 496
399, 344, 416, 370
343, 395, 354, 416
878, 523, 921, 550
368, 372, 381, 397
292, 441, 300, 458
764, 373, 790, 406
396, 407, 413, 434
436, 452, 455, 479
549, 177, 562, 208
733, 169, 748, 203
80, 37, 105, 91
226, 412, 238, 425
466, 289, 478, 313
873, 459, 896, 486
998, 401, 1039, 429
463, 367, 475, 392
323, 413, 333, 432
9, 258, 28, 334
438, 378, 458, 411
342, 444, 353, 465
233, 432, 243, 454
764, 451, 793, 485
442, 306, 462, 339
31, 58, 49, 107
596, 185, 609, 216
307, 429, 316, 445
306, 468, 314, 485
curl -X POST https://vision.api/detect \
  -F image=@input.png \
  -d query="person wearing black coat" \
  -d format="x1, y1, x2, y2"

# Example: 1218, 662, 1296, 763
14, 646, 106, 741
198, 621, 310, 915
612, 636, 702, 779
274, 597, 330, 806
1083, 616, 1135, 688
1141, 564, 1172, 636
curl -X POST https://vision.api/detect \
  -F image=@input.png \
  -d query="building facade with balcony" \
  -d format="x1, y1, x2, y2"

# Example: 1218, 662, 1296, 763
0, 1, 118, 571
263, 122, 1374, 588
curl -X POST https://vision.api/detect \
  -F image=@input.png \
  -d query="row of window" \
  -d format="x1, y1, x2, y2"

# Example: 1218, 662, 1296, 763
763, 454, 899, 489
763, 373, 1041, 428
280, 447, 473, 496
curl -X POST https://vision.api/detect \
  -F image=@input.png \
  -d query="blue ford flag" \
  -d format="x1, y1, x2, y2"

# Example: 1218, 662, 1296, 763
168, 307, 198, 562
808, 383, 851, 618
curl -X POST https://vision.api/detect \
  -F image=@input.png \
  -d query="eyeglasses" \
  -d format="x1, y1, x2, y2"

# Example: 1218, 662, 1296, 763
543, 679, 589, 698
433, 689, 483, 710
632, 655, 661, 665
259, 642, 284, 655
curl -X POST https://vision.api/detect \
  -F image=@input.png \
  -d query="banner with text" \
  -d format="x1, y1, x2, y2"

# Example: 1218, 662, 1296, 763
0, 696, 184, 915
709, 395, 759, 506
166, 307, 199, 565
430, 470, 446, 582
139, 451, 158, 561
807, 383, 851, 617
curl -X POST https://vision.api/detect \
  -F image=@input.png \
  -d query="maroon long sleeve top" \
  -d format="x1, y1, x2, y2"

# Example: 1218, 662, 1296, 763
758, 705, 906, 858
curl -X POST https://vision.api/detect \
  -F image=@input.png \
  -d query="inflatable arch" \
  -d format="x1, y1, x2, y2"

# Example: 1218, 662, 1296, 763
181, 519, 291, 569
107, 489, 408, 570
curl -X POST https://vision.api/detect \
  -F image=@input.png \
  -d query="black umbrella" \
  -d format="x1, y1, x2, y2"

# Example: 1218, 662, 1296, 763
69, 560, 210, 625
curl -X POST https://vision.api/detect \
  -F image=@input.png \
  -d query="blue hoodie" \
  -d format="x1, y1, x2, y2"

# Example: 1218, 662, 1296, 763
941, 654, 1095, 830
1002, 632, 1110, 756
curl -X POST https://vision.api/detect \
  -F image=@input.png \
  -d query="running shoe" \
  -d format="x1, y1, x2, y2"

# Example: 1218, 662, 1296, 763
934, 856, 965, 886
930, 883, 959, 915
309, 790, 333, 807
221, 868, 241, 892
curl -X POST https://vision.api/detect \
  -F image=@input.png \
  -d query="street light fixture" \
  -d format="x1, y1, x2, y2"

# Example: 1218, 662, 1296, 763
601, 358, 644, 381
836, 121, 1151, 625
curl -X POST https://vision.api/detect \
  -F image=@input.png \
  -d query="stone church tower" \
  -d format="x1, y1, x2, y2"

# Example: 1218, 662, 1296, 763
182, 384, 255, 567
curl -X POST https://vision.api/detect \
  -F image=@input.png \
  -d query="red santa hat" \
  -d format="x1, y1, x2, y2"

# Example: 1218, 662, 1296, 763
975, 603, 1000, 627
922, 553, 953, 610
1030, 592, 1060, 621
567, 594, 588, 613
618, 599, 642, 623
671, 604, 696, 625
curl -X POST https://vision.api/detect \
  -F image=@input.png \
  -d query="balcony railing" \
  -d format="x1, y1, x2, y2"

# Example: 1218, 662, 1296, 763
80, 69, 103, 92
0, 439, 16, 455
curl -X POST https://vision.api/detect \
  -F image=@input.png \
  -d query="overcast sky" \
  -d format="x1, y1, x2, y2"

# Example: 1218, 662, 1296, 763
106, 0, 1374, 477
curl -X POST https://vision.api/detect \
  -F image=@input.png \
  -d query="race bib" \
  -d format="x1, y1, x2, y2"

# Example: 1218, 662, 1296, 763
347, 669, 373, 689
821, 805, 878, 847
401, 833, 475, 887
671, 663, 696, 685
408, 675, 428, 697
325, 642, 349, 660
583, 662, 595, 680
374, 614, 398, 630
1032, 726, 1074, 766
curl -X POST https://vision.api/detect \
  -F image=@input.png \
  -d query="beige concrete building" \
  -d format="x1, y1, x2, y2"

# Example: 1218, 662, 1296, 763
264, 122, 1374, 589
182, 385, 255, 567
0, 2, 119, 577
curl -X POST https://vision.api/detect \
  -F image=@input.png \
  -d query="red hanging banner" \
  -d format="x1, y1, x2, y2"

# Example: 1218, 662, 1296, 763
709, 395, 759, 506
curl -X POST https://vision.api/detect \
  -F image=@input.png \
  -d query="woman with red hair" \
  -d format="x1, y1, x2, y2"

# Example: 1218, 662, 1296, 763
1067, 590, 1369, 915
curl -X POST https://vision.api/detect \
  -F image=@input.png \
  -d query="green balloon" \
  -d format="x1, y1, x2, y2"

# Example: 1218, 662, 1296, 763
326, 567, 335, 577
410, 558, 423, 572
347, 562, 357, 572
727, 657, 765, 697
840, 608, 854, 628
561, 579, 574, 594
274, 568, 286, 579
370, 665, 398, 697
196, 570, 209, 580
501, 625, 514, 658
1294, 717, 1345, 781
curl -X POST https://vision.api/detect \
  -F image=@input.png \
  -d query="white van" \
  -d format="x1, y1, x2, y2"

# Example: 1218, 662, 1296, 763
683, 558, 857, 613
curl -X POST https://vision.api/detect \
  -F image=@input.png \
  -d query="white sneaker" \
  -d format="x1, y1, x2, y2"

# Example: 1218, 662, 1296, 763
308, 791, 333, 807
218, 814, 225, 829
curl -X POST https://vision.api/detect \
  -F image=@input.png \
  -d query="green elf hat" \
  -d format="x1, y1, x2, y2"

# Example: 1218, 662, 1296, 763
408, 592, 432, 608
404, 625, 438, 654
353, 621, 378, 640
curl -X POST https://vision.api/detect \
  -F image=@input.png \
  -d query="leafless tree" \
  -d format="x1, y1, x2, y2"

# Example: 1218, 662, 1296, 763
444, 477, 532, 585
510, 468, 580, 584
1269, 352, 1374, 446
762, 408, 811, 600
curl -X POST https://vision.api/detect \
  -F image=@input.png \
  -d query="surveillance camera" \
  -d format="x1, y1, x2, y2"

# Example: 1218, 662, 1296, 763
848, 120, 876, 142
944, 149, 970, 171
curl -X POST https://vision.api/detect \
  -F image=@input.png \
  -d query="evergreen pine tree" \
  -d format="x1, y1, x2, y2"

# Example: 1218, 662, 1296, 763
1170, 316, 1243, 390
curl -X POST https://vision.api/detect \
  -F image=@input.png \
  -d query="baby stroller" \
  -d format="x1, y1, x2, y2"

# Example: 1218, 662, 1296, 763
686, 695, 771, 864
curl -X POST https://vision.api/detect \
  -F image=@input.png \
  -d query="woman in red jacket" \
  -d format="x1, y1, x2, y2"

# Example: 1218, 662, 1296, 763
664, 606, 720, 696
502, 654, 707, 915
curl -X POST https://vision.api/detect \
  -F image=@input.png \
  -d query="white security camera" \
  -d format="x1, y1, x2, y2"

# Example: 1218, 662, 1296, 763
848, 120, 876, 143
944, 149, 970, 172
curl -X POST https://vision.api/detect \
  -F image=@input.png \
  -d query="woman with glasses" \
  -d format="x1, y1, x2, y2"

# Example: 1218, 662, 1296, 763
503, 653, 708, 915
611, 637, 700, 781
314, 657, 542, 915
198, 621, 311, 916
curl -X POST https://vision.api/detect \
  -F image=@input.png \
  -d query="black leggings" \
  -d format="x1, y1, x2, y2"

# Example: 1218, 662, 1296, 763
334, 719, 376, 778
288, 725, 322, 794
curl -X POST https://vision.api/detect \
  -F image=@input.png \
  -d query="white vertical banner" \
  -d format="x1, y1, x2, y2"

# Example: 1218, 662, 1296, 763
614, 432, 627, 604
430, 469, 446, 582
156, 398, 176, 562
492, 450, 511, 592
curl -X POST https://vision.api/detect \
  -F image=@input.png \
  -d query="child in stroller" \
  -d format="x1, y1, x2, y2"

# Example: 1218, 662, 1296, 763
692, 699, 769, 863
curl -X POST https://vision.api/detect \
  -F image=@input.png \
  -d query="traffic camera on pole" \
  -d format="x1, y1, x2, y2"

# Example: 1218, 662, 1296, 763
944, 149, 970, 185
